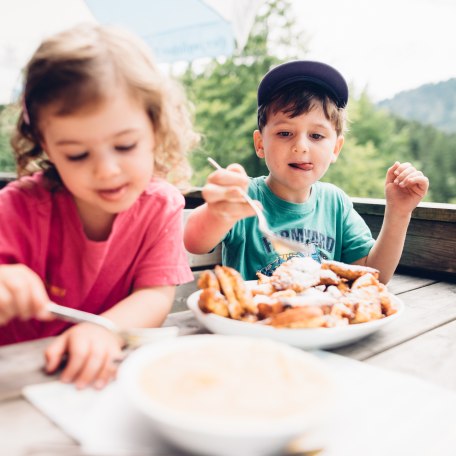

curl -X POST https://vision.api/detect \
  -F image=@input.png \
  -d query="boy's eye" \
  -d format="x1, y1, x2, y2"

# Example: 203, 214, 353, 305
310, 133, 324, 140
115, 143, 137, 152
278, 132, 292, 137
67, 152, 89, 161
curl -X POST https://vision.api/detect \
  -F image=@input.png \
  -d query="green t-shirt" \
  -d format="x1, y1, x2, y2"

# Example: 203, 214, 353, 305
222, 177, 375, 280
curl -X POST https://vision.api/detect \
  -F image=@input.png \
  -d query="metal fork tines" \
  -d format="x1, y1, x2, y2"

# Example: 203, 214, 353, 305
207, 157, 313, 255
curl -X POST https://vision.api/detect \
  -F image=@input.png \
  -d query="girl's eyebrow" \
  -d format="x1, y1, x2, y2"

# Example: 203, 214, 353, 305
55, 128, 139, 146
55, 139, 83, 146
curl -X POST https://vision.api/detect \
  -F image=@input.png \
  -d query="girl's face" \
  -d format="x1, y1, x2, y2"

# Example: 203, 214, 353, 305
40, 89, 155, 238
253, 103, 344, 203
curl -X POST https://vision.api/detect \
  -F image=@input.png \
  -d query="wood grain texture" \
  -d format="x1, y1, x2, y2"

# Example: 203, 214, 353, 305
366, 318, 456, 391
0, 338, 54, 401
0, 398, 75, 455
359, 214, 456, 276
1, 272, 456, 455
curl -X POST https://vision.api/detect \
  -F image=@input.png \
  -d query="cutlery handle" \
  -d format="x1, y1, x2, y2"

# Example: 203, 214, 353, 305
47, 302, 118, 333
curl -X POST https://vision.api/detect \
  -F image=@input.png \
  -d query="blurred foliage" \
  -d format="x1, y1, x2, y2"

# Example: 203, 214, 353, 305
0, 105, 17, 173
1, 0, 455, 203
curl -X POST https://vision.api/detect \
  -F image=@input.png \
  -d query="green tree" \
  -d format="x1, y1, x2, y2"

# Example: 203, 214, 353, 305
181, 0, 308, 185
322, 135, 385, 198
399, 120, 456, 203
323, 92, 414, 198
0, 105, 17, 172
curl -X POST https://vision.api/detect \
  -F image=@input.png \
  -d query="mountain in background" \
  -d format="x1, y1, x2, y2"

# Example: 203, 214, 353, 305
378, 79, 456, 134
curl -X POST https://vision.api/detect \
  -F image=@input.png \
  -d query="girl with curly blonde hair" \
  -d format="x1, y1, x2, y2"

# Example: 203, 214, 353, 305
0, 23, 199, 389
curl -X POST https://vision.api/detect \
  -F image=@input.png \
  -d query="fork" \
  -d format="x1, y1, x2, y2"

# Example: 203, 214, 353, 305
47, 302, 179, 348
207, 157, 314, 255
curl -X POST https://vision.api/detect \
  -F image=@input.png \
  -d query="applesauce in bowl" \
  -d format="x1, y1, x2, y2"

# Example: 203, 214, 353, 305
119, 335, 336, 456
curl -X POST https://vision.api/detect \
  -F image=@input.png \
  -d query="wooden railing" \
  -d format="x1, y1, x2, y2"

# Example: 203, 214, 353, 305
352, 198, 456, 279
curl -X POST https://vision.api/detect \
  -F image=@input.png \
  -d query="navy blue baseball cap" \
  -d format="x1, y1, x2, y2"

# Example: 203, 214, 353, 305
257, 60, 349, 108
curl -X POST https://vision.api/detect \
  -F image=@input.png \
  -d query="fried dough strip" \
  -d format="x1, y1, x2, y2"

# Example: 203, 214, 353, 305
322, 260, 379, 281
198, 288, 229, 317
214, 266, 244, 319
268, 306, 325, 328
197, 270, 220, 291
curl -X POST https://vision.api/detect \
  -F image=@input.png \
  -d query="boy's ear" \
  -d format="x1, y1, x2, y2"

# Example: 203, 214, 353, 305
331, 135, 345, 163
253, 130, 264, 158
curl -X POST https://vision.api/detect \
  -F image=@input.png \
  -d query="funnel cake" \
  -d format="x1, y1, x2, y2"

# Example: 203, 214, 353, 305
197, 258, 397, 328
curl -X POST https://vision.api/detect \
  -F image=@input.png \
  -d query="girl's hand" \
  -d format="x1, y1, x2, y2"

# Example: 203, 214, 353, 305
385, 162, 429, 216
202, 163, 259, 223
44, 322, 123, 389
0, 264, 52, 325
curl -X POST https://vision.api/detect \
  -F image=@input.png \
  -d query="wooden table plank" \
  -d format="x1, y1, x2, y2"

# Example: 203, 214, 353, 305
0, 338, 54, 401
366, 318, 456, 391
333, 281, 456, 360
387, 273, 437, 295
1, 274, 455, 455
0, 398, 75, 455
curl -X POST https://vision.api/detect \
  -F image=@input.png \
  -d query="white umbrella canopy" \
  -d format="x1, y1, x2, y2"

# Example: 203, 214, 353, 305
85, 0, 264, 63
0, 0, 264, 104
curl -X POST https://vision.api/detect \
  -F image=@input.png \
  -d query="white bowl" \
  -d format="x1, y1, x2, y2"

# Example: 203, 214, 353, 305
118, 335, 336, 456
187, 285, 404, 350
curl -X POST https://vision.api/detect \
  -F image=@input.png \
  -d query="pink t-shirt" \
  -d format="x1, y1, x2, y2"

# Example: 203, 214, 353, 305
0, 173, 193, 345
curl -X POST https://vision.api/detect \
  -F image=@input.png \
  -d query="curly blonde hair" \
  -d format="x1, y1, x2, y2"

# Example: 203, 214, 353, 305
11, 23, 199, 188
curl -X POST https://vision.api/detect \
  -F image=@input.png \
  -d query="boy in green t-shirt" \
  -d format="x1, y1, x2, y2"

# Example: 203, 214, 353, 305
184, 60, 429, 283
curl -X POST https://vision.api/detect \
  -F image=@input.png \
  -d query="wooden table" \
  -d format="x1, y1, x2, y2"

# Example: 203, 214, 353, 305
1, 271, 456, 455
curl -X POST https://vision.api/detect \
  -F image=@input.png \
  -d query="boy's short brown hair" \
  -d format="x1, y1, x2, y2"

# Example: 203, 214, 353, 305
257, 81, 346, 136
257, 60, 348, 135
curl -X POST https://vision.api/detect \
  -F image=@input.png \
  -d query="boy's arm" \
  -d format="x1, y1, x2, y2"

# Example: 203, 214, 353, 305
354, 162, 429, 283
354, 208, 411, 283
184, 203, 239, 254
184, 164, 257, 254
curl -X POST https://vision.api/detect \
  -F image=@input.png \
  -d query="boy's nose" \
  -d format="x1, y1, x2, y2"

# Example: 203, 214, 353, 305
293, 135, 310, 153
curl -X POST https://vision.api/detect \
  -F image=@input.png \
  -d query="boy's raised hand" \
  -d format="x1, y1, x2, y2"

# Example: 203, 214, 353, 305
202, 163, 258, 222
45, 322, 123, 389
385, 162, 429, 215
0, 264, 52, 325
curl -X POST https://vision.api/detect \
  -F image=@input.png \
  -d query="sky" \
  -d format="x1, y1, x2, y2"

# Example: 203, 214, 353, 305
0, 0, 455, 104
292, 0, 456, 101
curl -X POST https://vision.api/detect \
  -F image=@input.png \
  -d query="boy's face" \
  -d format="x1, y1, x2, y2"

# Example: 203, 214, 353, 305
253, 103, 344, 203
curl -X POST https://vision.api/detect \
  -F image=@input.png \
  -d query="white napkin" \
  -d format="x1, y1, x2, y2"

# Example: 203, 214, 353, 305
23, 351, 456, 456
23, 381, 172, 454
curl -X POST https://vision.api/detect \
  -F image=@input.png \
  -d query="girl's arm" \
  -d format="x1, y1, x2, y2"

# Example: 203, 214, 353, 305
44, 285, 176, 389
102, 285, 175, 329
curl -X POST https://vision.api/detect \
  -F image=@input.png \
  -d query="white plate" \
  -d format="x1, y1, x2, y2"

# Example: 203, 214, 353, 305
186, 284, 404, 350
